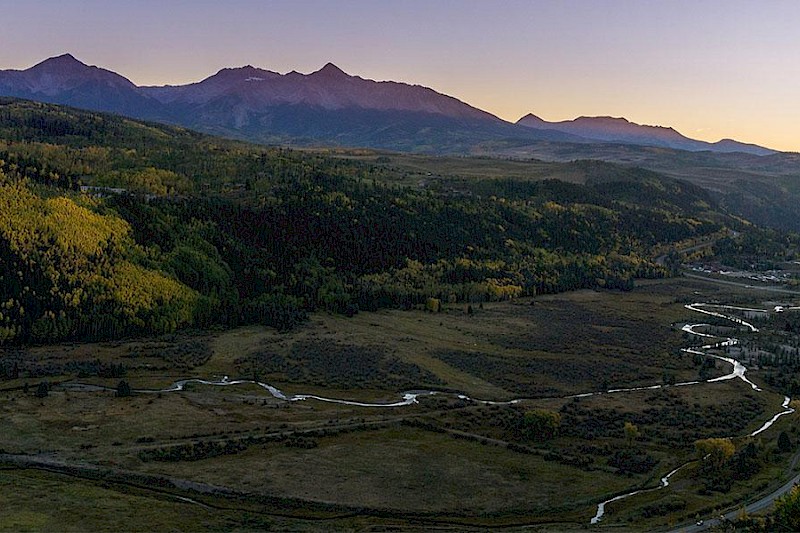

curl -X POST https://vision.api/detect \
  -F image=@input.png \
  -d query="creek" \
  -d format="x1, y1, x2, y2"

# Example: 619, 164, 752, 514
60, 301, 796, 525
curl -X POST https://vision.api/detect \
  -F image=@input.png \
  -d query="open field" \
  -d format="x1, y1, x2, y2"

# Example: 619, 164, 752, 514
0, 467, 281, 532
2, 277, 800, 530
323, 150, 588, 188
5, 279, 729, 401
138, 425, 635, 518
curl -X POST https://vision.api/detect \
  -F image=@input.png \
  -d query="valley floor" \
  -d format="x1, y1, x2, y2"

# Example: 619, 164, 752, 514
2, 277, 799, 531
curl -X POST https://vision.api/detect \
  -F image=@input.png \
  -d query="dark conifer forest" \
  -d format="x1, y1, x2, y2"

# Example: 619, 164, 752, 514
0, 98, 756, 343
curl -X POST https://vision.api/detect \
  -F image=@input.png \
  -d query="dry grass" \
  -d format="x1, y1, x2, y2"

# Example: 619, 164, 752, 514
2, 277, 798, 529
138, 425, 635, 520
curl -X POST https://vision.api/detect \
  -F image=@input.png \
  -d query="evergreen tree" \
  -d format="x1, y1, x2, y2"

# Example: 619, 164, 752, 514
116, 380, 132, 398
35, 381, 49, 398
778, 431, 793, 453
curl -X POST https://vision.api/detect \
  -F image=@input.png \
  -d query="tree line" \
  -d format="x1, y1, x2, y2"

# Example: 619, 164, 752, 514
0, 97, 779, 345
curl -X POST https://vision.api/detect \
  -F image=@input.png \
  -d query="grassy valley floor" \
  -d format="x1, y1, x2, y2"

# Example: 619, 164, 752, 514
2, 278, 799, 530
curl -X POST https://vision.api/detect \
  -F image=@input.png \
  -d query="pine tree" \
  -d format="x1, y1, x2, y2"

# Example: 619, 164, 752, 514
35, 381, 49, 398
116, 380, 132, 397
778, 431, 793, 453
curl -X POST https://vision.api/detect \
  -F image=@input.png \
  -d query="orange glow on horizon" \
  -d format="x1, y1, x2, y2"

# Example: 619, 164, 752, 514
1, 1, 798, 153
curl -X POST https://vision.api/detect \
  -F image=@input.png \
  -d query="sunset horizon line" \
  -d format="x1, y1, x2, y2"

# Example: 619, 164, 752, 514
4, 51, 787, 153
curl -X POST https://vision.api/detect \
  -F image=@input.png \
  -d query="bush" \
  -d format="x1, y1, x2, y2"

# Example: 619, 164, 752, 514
608, 449, 657, 474
425, 298, 441, 313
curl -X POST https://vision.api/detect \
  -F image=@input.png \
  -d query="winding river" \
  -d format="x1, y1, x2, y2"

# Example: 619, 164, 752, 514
60, 300, 797, 525
591, 302, 796, 524
62, 378, 439, 407
591, 463, 690, 525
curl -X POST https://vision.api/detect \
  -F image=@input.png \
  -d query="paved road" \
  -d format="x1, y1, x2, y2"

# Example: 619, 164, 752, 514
664, 283, 800, 531
683, 273, 800, 296
669, 455, 800, 532
658, 242, 719, 264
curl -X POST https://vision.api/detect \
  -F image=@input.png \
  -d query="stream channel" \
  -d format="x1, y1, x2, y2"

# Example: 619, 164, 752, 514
62, 301, 797, 525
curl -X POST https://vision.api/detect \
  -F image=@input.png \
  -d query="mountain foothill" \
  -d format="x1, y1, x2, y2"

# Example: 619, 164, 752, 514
0, 54, 798, 346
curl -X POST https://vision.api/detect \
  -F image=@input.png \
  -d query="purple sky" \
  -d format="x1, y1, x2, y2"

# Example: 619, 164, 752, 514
2, 0, 799, 151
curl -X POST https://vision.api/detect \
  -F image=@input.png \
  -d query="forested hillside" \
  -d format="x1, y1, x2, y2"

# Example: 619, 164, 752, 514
0, 98, 743, 344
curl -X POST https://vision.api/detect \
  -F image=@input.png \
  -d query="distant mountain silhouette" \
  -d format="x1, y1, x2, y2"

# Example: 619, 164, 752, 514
516, 114, 775, 156
0, 54, 777, 155
143, 62, 500, 119
0, 54, 167, 120
138, 62, 589, 150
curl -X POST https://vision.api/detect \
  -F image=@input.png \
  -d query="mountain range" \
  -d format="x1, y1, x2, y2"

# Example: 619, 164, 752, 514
0, 54, 778, 156
516, 114, 775, 156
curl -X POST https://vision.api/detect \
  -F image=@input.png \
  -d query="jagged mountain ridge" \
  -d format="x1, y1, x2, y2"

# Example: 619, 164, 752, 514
0, 54, 777, 155
517, 113, 775, 156
137, 61, 583, 149
0, 54, 587, 149
0, 54, 168, 120
142, 62, 501, 120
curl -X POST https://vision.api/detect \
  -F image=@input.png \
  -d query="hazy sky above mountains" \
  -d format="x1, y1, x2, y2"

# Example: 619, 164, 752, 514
2, 0, 799, 151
